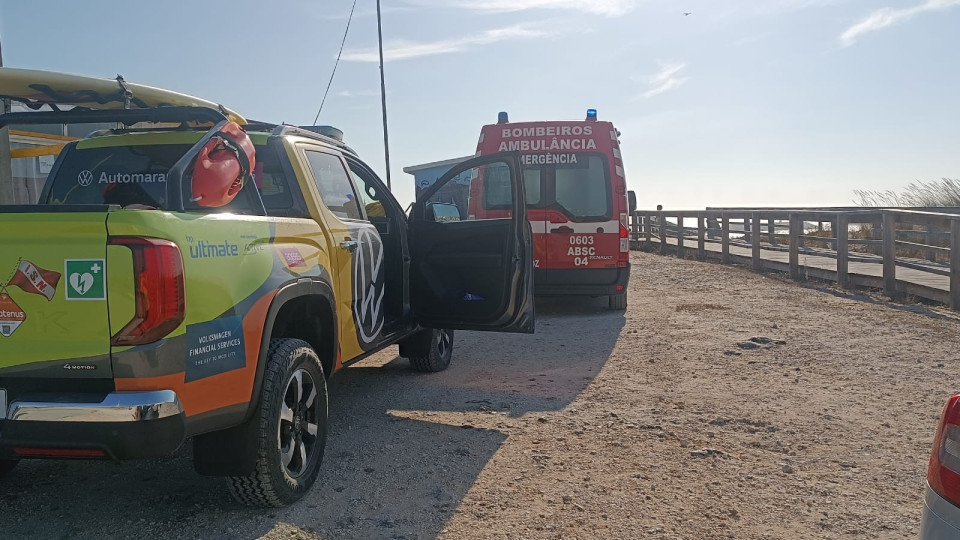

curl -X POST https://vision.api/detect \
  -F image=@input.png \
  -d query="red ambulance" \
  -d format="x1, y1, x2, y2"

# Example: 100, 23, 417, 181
471, 110, 631, 310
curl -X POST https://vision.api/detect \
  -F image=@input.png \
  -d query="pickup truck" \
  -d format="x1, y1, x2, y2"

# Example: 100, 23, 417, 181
0, 69, 534, 507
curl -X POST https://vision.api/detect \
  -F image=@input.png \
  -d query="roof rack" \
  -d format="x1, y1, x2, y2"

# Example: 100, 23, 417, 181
0, 106, 360, 159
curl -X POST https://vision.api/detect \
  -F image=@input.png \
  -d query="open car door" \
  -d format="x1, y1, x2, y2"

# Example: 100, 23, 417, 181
409, 152, 534, 333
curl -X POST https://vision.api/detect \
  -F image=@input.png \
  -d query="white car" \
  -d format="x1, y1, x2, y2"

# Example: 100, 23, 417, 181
922, 393, 960, 538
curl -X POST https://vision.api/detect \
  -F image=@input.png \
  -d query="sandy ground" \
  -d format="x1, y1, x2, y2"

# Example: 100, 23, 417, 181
1, 250, 957, 539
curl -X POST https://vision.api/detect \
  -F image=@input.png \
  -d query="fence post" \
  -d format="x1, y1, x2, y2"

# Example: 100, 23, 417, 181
837, 213, 849, 288
697, 212, 706, 261
872, 219, 882, 256
644, 214, 652, 244
744, 216, 752, 243
768, 218, 777, 246
676, 216, 685, 258
798, 219, 806, 249
789, 213, 800, 280
830, 218, 838, 251
951, 219, 960, 311
752, 212, 762, 271
631, 210, 639, 243
926, 225, 937, 262
659, 210, 666, 254
721, 215, 730, 263
883, 211, 897, 298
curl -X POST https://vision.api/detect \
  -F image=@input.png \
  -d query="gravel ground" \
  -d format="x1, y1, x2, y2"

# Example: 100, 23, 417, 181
1, 250, 957, 539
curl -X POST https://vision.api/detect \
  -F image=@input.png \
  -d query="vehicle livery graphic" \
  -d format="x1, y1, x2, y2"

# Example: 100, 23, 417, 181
0, 68, 535, 507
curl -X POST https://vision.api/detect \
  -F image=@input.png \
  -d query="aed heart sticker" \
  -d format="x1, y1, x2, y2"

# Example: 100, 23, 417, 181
0, 292, 26, 338
69, 272, 94, 295
64, 259, 105, 301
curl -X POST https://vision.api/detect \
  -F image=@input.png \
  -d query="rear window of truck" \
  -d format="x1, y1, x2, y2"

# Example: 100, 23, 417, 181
47, 143, 186, 208
40, 138, 299, 215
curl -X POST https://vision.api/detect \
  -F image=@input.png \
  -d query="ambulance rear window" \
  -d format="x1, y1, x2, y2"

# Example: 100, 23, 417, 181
522, 167, 541, 205
487, 153, 610, 220
554, 155, 611, 220
483, 166, 541, 209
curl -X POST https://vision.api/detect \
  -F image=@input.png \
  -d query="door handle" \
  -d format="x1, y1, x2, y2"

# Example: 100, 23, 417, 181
340, 240, 358, 252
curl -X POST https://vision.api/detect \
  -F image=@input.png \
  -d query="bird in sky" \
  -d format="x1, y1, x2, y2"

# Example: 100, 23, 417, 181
683, 12, 692, 16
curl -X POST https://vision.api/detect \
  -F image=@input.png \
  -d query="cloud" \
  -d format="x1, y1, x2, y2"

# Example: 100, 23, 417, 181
840, 0, 960, 47
300, 3, 413, 21
762, 0, 840, 11
337, 89, 380, 98
342, 24, 548, 62
640, 62, 689, 99
441, 0, 636, 16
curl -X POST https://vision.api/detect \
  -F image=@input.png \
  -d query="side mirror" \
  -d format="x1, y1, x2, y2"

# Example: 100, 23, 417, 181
190, 121, 256, 208
628, 190, 637, 213
428, 202, 462, 222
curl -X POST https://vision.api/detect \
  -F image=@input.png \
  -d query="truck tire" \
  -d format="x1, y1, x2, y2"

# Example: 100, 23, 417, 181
0, 459, 18, 479
226, 338, 328, 507
609, 293, 627, 311
401, 328, 454, 373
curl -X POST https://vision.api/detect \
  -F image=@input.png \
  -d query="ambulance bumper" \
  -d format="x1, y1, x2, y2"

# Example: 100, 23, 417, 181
0, 390, 186, 460
533, 264, 631, 296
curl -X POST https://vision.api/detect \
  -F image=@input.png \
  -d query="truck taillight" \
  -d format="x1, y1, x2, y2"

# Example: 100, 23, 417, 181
109, 237, 185, 346
928, 394, 960, 508
618, 223, 630, 268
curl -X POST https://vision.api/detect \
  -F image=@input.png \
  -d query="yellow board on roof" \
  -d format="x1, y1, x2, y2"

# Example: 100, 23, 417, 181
0, 67, 247, 125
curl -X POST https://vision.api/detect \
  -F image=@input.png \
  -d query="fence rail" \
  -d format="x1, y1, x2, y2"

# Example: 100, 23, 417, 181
629, 208, 960, 310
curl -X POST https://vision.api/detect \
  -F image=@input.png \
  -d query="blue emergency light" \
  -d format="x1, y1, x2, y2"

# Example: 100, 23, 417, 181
497, 111, 509, 124
586, 109, 598, 121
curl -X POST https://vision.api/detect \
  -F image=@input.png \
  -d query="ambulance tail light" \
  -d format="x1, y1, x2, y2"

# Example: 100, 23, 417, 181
928, 394, 960, 508
109, 237, 186, 346
618, 222, 630, 268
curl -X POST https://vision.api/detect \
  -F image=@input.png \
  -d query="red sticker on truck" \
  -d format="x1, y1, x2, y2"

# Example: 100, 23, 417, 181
7, 259, 61, 301
277, 247, 307, 268
0, 292, 26, 337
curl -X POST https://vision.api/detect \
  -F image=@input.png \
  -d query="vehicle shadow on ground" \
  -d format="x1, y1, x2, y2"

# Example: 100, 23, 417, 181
0, 296, 624, 540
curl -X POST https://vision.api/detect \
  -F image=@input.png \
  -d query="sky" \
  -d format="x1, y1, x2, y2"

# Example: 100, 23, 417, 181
1, 0, 958, 210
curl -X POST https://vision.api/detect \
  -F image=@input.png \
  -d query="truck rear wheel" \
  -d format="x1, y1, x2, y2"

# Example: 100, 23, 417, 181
401, 328, 454, 372
226, 338, 328, 507
609, 293, 627, 310
0, 459, 18, 479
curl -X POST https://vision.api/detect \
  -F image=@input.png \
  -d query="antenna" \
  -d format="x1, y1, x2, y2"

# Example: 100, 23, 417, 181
376, 0, 392, 190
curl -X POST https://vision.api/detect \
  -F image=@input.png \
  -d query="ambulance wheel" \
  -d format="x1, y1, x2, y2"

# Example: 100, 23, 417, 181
0, 459, 18, 479
226, 338, 328, 507
401, 328, 454, 373
609, 293, 627, 311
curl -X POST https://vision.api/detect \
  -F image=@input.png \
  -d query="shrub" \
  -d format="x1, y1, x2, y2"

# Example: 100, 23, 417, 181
854, 178, 960, 207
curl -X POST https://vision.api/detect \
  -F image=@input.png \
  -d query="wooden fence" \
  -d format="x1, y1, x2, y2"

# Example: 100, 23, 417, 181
630, 208, 960, 310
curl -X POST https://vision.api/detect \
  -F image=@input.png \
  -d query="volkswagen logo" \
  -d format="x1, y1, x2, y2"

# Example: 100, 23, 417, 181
352, 226, 385, 344
77, 170, 94, 187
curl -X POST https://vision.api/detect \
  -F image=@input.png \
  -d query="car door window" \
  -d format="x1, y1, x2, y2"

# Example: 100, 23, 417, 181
304, 150, 363, 220
421, 161, 514, 221
348, 168, 385, 219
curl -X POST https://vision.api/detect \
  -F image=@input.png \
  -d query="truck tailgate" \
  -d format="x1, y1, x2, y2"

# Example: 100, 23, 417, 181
0, 212, 112, 377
